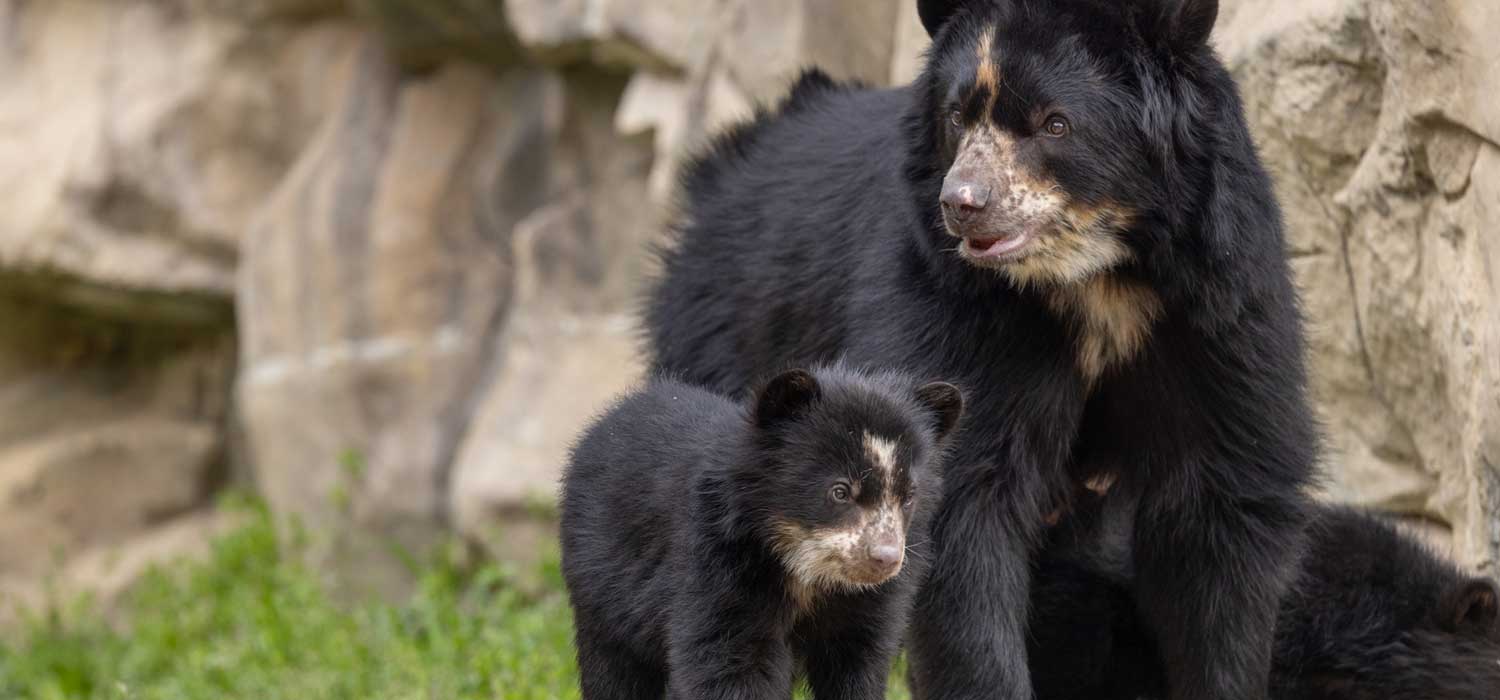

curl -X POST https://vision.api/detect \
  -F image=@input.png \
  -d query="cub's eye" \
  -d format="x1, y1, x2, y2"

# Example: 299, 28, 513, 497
1043, 114, 1070, 138
948, 110, 963, 128
829, 483, 853, 503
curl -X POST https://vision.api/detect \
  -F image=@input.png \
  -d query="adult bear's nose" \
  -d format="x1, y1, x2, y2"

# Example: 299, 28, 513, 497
940, 177, 990, 218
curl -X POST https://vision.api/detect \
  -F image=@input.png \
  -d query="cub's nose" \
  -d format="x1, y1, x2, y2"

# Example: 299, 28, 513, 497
940, 178, 990, 219
869, 544, 903, 570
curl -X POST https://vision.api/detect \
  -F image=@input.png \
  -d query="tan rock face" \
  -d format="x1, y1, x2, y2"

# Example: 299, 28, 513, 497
235, 46, 657, 589
237, 56, 537, 595
1221, 0, 1500, 573
890, 1, 930, 86
0, 1, 344, 321
447, 74, 655, 544
505, 0, 730, 72
718, 0, 901, 103
0, 0, 258, 605
349, 0, 520, 70
176, 0, 343, 22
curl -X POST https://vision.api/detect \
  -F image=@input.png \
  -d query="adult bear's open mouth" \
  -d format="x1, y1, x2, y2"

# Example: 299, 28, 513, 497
962, 230, 1033, 261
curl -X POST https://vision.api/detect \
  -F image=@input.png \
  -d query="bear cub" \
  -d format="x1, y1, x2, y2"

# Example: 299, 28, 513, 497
561, 366, 963, 699
1028, 495, 1500, 700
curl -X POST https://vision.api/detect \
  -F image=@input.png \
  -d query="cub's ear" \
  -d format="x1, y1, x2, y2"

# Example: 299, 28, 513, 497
917, 0, 974, 38
1446, 578, 1500, 633
914, 381, 964, 441
755, 369, 822, 428
1144, 0, 1219, 52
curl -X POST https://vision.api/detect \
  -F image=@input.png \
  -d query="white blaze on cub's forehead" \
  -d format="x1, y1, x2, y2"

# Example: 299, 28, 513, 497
862, 432, 899, 479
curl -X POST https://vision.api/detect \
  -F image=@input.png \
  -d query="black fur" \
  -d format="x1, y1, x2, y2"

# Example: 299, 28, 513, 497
560, 366, 962, 699
644, 1, 1316, 698
1030, 498, 1500, 700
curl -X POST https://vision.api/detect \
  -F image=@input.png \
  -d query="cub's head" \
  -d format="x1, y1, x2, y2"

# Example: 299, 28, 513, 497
910, 0, 1235, 290
1290, 511, 1500, 699
1303, 574, 1500, 699
746, 367, 962, 594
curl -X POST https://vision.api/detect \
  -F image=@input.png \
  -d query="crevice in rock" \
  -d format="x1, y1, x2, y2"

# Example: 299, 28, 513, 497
81, 181, 240, 268
352, 0, 525, 72
1302, 110, 1427, 479
0, 273, 234, 350
1335, 218, 1425, 473
1287, 246, 1331, 260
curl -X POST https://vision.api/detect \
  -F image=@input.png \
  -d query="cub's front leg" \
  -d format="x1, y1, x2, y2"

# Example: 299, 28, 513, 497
798, 588, 909, 700
666, 554, 795, 700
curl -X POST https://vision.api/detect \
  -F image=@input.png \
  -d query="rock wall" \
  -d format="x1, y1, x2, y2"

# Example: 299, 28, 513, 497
1220, 0, 1500, 570
0, 0, 1495, 601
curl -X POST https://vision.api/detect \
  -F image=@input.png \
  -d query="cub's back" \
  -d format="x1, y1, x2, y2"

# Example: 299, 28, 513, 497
560, 380, 743, 621
562, 379, 741, 537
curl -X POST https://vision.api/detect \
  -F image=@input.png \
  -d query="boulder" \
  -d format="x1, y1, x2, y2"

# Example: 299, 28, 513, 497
0, 0, 346, 324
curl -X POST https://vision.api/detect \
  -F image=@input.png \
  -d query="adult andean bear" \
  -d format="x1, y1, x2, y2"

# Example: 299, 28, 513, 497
645, 1, 1317, 699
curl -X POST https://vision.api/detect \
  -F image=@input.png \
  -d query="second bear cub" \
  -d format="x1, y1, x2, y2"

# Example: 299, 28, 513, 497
561, 366, 963, 699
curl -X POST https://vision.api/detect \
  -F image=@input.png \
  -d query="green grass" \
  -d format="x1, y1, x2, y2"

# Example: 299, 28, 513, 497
0, 500, 910, 699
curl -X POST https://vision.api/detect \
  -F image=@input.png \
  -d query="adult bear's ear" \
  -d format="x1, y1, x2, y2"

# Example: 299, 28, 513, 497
1445, 578, 1500, 633
918, 0, 974, 38
914, 381, 964, 441
1142, 0, 1219, 53
755, 369, 822, 428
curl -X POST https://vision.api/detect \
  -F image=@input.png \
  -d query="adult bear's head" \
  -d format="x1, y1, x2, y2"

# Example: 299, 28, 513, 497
906, 0, 1279, 317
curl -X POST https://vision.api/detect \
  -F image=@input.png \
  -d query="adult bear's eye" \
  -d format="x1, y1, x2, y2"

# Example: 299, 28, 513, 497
1044, 114, 1070, 137
949, 110, 963, 128
829, 483, 852, 503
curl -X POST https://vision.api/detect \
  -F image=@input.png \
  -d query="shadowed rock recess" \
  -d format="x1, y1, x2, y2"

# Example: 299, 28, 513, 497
0, 0, 1494, 602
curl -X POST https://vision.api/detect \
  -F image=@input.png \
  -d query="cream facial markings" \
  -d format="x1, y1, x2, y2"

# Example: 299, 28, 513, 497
769, 492, 909, 603
974, 26, 1000, 113
1001, 203, 1135, 288
863, 432, 898, 481
771, 519, 868, 590
956, 126, 1067, 227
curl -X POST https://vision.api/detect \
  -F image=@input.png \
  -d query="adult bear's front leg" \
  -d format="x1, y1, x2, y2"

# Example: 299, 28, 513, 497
907, 470, 1042, 700
1132, 477, 1308, 700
